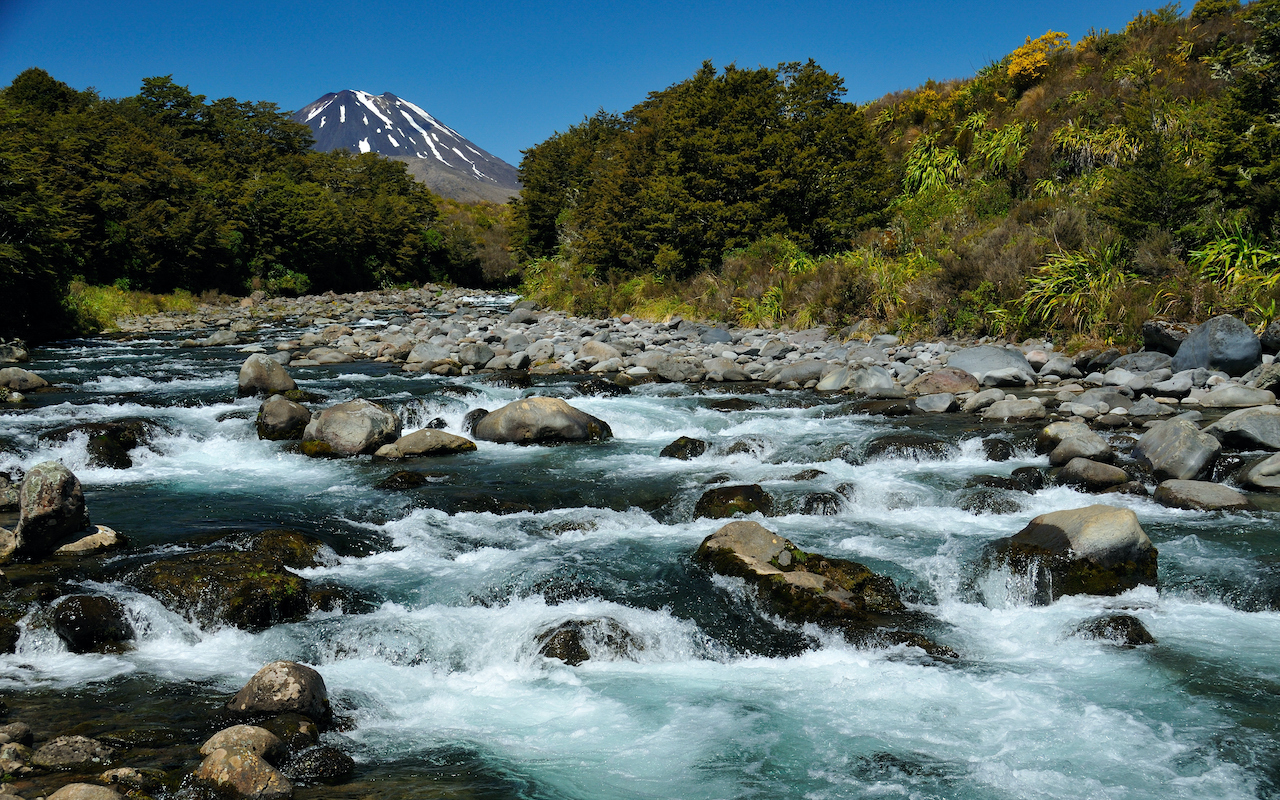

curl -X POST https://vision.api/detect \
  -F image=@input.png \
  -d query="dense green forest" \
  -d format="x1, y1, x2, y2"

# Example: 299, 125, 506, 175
0, 70, 508, 340
515, 0, 1280, 346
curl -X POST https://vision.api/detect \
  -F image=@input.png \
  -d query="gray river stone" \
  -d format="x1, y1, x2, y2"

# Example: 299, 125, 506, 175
1172, 315, 1261, 376
1110, 352, 1173, 373
1204, 405, 1280, 450
1133, 418, 1221, 480
1154, 480, 1254, 511
373, 429, 477, 459
1242, 453, 1280, 490
946, 346, 1036, 386
474, 397, 612, 444
302, 399, 402, 456
1199, 385, 1276, 408
228, 660, 331, 721
10, 461, 91, 561
238, 354, 296, 397
0, 367, 48, 391
257, 395, 311, 441
1058, 458, 1129, 491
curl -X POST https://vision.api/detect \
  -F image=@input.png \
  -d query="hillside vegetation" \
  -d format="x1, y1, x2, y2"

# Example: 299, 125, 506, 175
514, 0, 1280, 347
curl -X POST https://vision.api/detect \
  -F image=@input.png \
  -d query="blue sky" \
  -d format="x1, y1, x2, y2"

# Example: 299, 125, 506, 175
1, 0, 1165, 165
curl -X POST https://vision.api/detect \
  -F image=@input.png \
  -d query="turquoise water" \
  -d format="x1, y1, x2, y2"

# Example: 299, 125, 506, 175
2, 318, 1279, 798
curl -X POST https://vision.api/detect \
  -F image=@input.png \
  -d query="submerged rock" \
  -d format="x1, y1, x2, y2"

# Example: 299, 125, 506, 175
281, 745, 355, 785
473, 397, 611, 444
1073, 613, 1156, 646
660, 436, 708, 460
42, 419, 157, 469
128, 551, 311, 631
694, 484, 774, 519
32, 734, 117, 769
863, 434, 957, 461
986, 505, 1157, 603
536, 617, 640, 666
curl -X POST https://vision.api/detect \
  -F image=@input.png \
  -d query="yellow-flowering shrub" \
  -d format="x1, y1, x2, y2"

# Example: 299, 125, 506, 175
1007, 31, 1070, 90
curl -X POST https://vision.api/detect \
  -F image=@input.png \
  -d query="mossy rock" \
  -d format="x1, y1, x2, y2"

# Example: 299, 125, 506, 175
864, 434, 958, 461
1072, 613, 1156, 646
250, 529, 328, 569
660, 436, 708, 460
127, 551, 311, 631
300, 439, 336, 458
283, 388, 324, 403
694, 484, 774, 519
42, 419, 159, 469
535, 618, 639, 666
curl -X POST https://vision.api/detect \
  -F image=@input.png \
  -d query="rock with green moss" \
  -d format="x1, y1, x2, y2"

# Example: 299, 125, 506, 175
127, 551, 311, 631
986, 504, 1157, 603
12, 461, 91, 561
301, 399, 401, 457
696, 521, 954, 658
694, 484, 774, 519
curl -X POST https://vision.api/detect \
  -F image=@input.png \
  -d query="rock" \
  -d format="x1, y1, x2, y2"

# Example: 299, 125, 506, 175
1127, 397, 1174, 417
1153, 479, 1254, 511
912, 392, 957, 413
405, 342, 453, 367
800, 492, 843, 515
1204, 405, 1280, 450
201, 329, 239, 347
228, 661, 330, 723
1058, 458, 1129, 491
375, 471, 435, 490
373, 429, 476, 459
958, 489, 1022, 515
1073, 614, 1156, 646
281, 745, 355, 785
129, 551, 310, 631
962, 388, 1007, 414
11, 462, 91, 561
816, 365, 895, 393
579, 340, 622, 363
1110, 352, 1172, 373
1143, 319, 1194, 355
238, 354, 297, 397
473, 397, 611, 444
200, 726, 286, 761
696, 521, 952, 657
1241, 453, 1280, 490
0, 344, 28, 364
462, 408, 489, 433
257, 395, 312, 441
0, 723, 32, 746
259, 713, 321, 753
194, 745, 292, 800
656, 358, 705, 383
771, 360, 827, 385
983, 439, 1014, 462
863, 434, 957, 461
32, 735, 116, 769
1151, 373, 1195, 398
1077, 388, 1132, 411
457, 343, 495, 368
47, 785, 124, 800
52, 594, 134, 653
987, 505, 1157, 602
54, 524, 127, 556
575, 378, 630, 397
302, 399, 402, 456
660, 436, 707, 460
947, 346, 1035, 385
694, 484, 774, 519
1133, 418, 1221, 480
1199, 384, 1277, 408
1172, 315, 1261, 376
1261, 320, 1280, 355
906, 367, 979, 395
100, 766, 162, 794
42, 419, 157, 470
0, 741, 31, 775
536, 618, 639, 665
1036, 422, 1093, 453
981, 398, 1046, 421
1049, 433, 1113, 466
0, 367, 48, 391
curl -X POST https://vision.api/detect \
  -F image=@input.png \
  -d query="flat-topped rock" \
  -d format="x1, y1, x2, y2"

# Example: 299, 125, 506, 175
473, 397, 611, 444
373, 429, 477, 459
1154, 480, 1254, 511
1133, 418, 1220, 480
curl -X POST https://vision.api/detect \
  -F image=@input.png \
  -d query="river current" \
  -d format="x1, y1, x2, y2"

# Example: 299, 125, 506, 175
2, 304, 1279, 799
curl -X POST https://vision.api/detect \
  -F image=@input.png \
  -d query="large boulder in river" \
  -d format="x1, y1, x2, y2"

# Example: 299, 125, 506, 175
42, 419, 158, 469
696, 521, 952, 656
302, 399, 401, 456
694, 484, 774, 519
238, 354, 297, 397
1153, 479, 1254, 511
1242, 453, 1280, 490
128, 551, 311, 631
373, 429, 476, 459
257, 395, 312, 441
194, 727, 292, 800
987, 505, 1157, 603
51, 594, 134, 653
473, 397, 611, 444
946, 346, 1036, 386
228, 660, 331, 723
1204, 405, 1280, 450
1132, 418, 1220, 480
0, 367, 48, 391
1172, 314, 1261, 376
906, 367, 979, 396
815, 365, 895, 393
10, 461, 91, 561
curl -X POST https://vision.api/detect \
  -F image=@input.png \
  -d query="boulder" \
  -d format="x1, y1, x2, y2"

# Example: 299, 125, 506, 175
11, 461, 91, 561
405, 342, 453, 367
1142, 319, 1194, 355
0, 343, 28, 364
128, 551, 310, 631
1110, 351, 1173, 373
458, 342, 495, 368
863, 434, 957, 461
579, 340, 622, 363
800, 492, 843, 515
201, 329, 239, 347
696, 521, 952, 656
280, 745, 355, 785
257, 395, 312, 441
0, 367, 48, 391
48, 785, 124, 800
302, 399, 401, 456
51, 594, 134, 653
906, 367, 979, 395
981, 398, 1046, 421
194, 745, 292, 800
660, 436, 708, 460
702, 357, 751, 382
54, 524, 127, 556
1127, 397, 1175, 417
1241, 453, 1280, 490
238, 354, 297, 397
1058, 458, 1129, 491
816, 365, 895, 393
987, 505, 1157, 602
200, 726, 286, 761
1132, 418, 1221, 480
1036, 422, 1093, 453
32, 735, 116, 769
228, 660, 330, 723
947, 346, 1036, 386
1262, 320, 1280, 354
373, 429, 476, 459
983, 439, 1015, 462
694, 484, 774, 519
1204, 405, 1280, 450
1077, 388, 1133, 411
1199, 384, 1276, 408
656, 359, 706, 383
42, 419, 158, 469
962, 388, 1007, 414
1049, 433, 1113, 466
1073, 614, 1156, 646
1172, 314, 1261, 376
473, 397, 611, 444
912, 393, 957, 413
535, 618, 639, 665
771, 360, 828, 386
1153, 479, 1254, 511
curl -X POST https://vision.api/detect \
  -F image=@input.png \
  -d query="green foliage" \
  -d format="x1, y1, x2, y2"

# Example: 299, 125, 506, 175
903, 133, 965, 193
1189, 221, 1280, 311
1191, 0, 1240, 19
1020, 243, 1139, 338
64, 281, 198, 333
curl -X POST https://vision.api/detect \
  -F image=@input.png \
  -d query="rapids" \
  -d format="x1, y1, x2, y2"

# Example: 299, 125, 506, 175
2, 311, 1279, 799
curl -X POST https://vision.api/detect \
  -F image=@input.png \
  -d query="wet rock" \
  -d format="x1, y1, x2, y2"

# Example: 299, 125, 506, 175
788, 469, 827, 481
43, 419, 156, 469
257, 395, 311, 441
705, 397, 761, 413
51, 594, 134, 653
462, 408, 489, 433
228, 661, 331, 723
660, 436, 707, 460
249, 529, 331, 570
1153, 479, 1254, 511
0, 723, 33, 747
1036, 422, 1092, 454
54, 524, 127, 556
1057, 458, 1129, 491
0, 741, 31, 775
1172, 314, 1261, 376
194, 744, 292, 800
958, 489, 1022, 515
1204, 406, 1280, 451
905, 367, 979, 396
1132, 418, 1220, 480
129, 551, 310, 631
911, 393, 957, 413
375, 471, 433, 490
816, 365, 895, 393
1143, 319, 1194, 355
200, 725, 286, 761
1049, 432, 1113, 466
575, 378, 630, 397
0, 367, 48, 391
10, 462, 91, 562
1073, 614, 1156, 646
100, 766, 164, 794
373, 429, 476, 459
1241, 453, 1280, 490
982, 439, 1014, 462
302, 399, 402, 457
536, 618, 639, 665
259, 714, 320, 753
280, 745, 355, 785
47, 785, 124, 800
987, 505, 1158, 602
694, 484, 774, 519
1199, 384, 1276, 408
473, 397, 611, 444
238, 354, 297, 397
981, 398, 1046, 421
800, 492, 843, 515
863, 434, 957, 461
32, 735, 116, 769
696, 521, 953, 657
1011, 466, 1047, 492
962, 388, 1007, 414
855, 399, 912, 416
1102, 481, 1151, 497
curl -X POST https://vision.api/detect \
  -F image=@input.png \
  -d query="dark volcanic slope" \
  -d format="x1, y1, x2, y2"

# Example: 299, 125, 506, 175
293, 90, 520, 203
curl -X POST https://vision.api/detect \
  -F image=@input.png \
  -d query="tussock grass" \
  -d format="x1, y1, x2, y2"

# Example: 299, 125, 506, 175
65, 282, 199, 333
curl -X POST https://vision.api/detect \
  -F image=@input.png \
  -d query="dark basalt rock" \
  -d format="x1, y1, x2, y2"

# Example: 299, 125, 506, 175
1073, 613, 1156, 646
660, 436, 708, 460
128, 551, 311, 632
706, 397, 761, 412
1011, 466, 1047, 492
376, 470, 431, 490
42, 419, 158, 469
800, 492, 843, 515
854, 400, 912, 417
863, 433, 958, 462
982, 439, 1015, 462
957, 489, 1021, 515
260, 713, 321, 753
788, 469, 827, 481
281, 745, 355, 784
51, 594, 134, 653
694, 484, 774, 519
576, 378, 630, 397
484, 370, 533, 389
424, 417, 447, 429
535, 617, 640, 666
1172, 314, 1262, 376
462, 408, 489, 433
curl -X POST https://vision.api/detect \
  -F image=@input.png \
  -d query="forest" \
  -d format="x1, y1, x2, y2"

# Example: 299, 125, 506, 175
514, 0, 1280, 347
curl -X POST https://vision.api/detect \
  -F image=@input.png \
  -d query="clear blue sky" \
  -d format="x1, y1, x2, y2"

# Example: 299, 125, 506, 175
1, 0, 1164, 165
